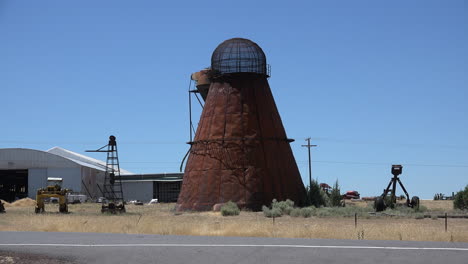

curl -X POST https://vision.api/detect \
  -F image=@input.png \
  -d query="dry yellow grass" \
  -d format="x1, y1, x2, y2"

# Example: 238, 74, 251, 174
345, 199, 455, 211
420, 200, 455, 211
343, 200, 370, 208
0, 202, 467, 242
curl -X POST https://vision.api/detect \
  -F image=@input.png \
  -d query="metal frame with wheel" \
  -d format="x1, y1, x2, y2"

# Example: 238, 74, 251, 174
375, 165, 419, 212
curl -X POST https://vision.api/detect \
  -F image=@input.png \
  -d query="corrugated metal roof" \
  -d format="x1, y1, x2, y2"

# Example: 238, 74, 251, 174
47, 147, 133, 175
0, 148, 80, 169
1, 148, 181, 179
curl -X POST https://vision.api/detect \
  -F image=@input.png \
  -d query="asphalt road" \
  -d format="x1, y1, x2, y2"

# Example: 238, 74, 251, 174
0, 231, 467, 264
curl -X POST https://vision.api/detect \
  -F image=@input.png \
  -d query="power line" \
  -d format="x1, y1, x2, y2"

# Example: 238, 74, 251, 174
0, 141, 185, 145
120, 161, 180, 164
1, 140, 466, 168
1, 137, 467, 149
120, 160, 468, 168
291, 136, 468, 150
297, 160, 468, 168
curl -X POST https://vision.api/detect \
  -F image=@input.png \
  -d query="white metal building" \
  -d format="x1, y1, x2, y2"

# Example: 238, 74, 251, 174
1, 147, 183, 203
0, 147, 133, 202
121, 173, 183, 203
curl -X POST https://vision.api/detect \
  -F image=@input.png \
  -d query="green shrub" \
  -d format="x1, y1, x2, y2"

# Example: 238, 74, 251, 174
330, 180, 342, 207
300, 207, 315, 218
321, 189, 331, 207
220, 201, 240, 216
415, 205, 427, 213
311, 206, 371, 218
262, 205, 282, 218
262, 199, 295, 218
290, 208, 302, 217
272, 199, 295, 215
317, 208, 332, 217
453, 185, 468, 210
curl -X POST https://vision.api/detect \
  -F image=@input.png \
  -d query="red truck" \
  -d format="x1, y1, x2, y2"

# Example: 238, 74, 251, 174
343, 190, 360, 199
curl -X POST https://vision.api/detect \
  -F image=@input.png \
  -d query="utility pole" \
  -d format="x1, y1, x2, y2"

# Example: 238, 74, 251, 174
301, 138, 317, 188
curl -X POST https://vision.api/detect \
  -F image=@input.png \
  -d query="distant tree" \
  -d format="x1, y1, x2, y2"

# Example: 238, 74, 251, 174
434, 193, 445, 200
330, 180, 342, 207
307, 180, 326, 207
453, 185, 468, 210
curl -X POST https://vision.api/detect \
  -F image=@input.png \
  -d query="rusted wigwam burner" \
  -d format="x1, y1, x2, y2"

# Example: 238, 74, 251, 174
177, 38, 307, 211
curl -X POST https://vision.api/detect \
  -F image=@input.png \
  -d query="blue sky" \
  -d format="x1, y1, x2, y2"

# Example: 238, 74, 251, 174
1, 0, 466, 199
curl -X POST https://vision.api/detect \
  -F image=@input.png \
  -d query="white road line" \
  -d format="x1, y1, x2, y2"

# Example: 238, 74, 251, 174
0, 244, 467, 251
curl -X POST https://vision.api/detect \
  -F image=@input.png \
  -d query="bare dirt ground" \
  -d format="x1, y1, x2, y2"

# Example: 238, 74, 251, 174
0, 200, 466, 242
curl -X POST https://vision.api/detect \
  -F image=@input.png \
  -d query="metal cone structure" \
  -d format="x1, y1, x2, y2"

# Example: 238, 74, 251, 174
177, 38, 307, 211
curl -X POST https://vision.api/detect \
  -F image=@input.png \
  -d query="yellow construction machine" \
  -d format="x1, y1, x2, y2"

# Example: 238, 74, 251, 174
35, 177, 71, 213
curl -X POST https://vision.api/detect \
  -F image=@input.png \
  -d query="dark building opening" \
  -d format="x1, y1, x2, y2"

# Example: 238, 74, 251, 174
0, 170, 28, 202
153, 182, 181, 203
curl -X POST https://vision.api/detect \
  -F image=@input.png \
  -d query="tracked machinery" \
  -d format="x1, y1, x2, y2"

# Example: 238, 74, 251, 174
35, 177, 71, 213
374, 165, 419, 212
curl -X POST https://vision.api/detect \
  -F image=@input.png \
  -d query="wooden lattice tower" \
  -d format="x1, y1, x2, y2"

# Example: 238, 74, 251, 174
87, 135, 125, 213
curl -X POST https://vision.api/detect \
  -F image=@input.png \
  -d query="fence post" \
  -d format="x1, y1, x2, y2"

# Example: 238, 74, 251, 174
355, 213, 357, 228
445, 212, 447, 232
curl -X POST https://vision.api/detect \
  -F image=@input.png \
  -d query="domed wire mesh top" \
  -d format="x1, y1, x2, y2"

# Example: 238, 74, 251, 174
211, 38, 268, 76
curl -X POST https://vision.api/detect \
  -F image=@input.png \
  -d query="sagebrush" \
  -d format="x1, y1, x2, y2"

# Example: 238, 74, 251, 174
220, 201, 240, 216
262, 199, 295, 217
